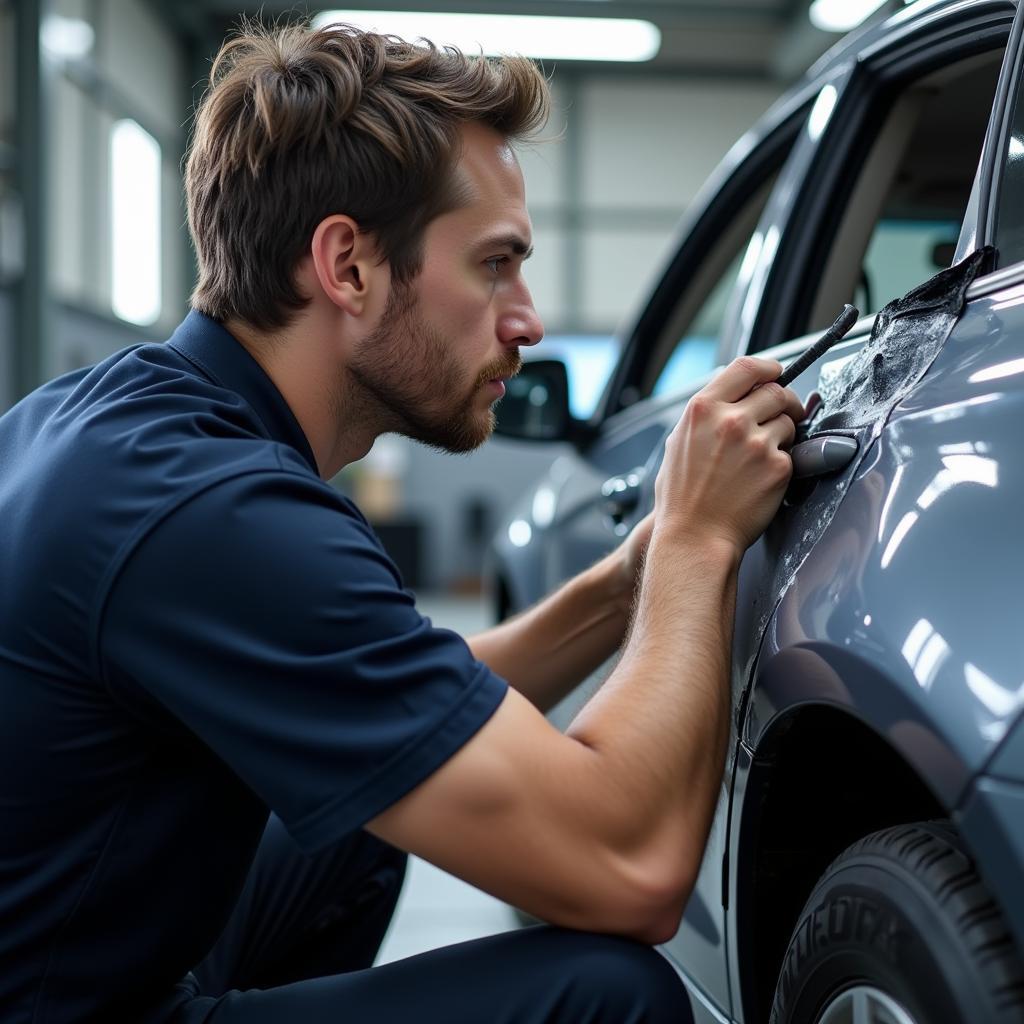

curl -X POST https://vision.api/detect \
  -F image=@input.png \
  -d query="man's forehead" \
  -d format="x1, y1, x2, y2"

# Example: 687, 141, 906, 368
455, 123, 525, 198
444, 126, 531, 244
459, 120, 519, 166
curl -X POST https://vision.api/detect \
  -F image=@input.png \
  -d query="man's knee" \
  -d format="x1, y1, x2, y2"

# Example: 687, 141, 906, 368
541, 931, 692, 1023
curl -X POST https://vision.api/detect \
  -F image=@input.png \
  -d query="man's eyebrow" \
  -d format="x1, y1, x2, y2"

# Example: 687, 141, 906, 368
479, 233, 534, 259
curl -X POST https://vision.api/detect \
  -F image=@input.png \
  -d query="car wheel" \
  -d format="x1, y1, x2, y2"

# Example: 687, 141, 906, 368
770, 821, 1024, 1024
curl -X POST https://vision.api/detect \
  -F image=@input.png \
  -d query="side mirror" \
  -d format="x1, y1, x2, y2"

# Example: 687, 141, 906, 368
494, 360, 579, 442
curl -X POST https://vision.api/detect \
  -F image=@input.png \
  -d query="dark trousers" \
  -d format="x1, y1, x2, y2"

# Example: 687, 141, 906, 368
170, 815, 693, 1023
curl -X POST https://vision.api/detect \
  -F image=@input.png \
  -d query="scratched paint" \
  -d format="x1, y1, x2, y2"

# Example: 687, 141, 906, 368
810, 248, 991, 435
733, 248, 992, 712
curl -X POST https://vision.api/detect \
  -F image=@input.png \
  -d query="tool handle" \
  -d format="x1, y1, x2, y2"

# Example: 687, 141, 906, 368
777, 304, 859, 388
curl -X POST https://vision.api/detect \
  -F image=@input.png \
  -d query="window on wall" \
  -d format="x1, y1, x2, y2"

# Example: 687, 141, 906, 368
110, 118, 161, 326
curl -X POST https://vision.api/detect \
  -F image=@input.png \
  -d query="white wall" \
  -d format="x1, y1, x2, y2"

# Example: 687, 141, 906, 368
96, 0, 185, 141
517, 75, 780, 336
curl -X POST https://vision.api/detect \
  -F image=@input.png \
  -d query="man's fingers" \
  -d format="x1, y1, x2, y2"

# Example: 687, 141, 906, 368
705, 356, 783, 403
763, 411, 797, 452
742, 381, 805, 426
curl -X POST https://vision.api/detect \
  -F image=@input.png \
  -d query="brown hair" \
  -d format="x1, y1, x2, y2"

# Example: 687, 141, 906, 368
185, 20, 550, 330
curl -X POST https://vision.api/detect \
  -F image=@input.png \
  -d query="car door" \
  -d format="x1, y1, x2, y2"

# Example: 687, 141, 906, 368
716, 5, 1020, 1019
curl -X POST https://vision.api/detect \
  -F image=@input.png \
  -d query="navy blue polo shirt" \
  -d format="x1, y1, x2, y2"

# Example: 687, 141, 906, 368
0, 311, 507, 1023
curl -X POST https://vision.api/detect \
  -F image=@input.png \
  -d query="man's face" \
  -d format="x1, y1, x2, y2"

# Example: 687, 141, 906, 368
349, 122, 543, 453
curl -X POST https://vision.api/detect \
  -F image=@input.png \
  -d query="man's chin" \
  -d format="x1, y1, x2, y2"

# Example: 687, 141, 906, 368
406, 409, 495, 454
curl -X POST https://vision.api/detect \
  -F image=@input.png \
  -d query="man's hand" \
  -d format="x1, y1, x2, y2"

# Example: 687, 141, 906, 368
371, 357, 814, 945
614, 361, 807, 612
653, 356, 807, 557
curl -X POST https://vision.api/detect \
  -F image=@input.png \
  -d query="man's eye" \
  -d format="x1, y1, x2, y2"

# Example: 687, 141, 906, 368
485, 256, 509, 275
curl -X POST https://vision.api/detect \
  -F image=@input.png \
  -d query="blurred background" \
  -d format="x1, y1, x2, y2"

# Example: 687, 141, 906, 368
0, 0, 902, 593
0, 0, 909, 958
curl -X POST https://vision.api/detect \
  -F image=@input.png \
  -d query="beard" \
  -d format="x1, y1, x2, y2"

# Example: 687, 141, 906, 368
348, 284, 522, 454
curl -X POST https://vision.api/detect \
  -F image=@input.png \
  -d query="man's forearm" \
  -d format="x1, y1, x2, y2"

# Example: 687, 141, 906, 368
468, 553, 633, 713
565, 529, 738, 887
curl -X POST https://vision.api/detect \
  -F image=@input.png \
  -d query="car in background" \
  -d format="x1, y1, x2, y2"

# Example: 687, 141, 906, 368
488, 2, 1024, 1021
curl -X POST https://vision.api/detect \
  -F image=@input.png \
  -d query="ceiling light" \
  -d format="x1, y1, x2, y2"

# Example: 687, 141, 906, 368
41, 14, 94, 60
313, 10, 661, 62
808, 0, 888, 33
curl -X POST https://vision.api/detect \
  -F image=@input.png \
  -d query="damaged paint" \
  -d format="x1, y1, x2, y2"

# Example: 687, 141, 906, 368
733, 248, 993, 715
811, 247, 992, 435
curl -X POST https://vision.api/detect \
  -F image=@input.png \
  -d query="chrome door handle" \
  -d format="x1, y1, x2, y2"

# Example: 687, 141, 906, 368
790, 435, 859, 479
601, 467, 645, 530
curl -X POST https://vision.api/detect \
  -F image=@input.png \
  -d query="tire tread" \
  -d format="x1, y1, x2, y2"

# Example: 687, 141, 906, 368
770, 821, 1024, 1023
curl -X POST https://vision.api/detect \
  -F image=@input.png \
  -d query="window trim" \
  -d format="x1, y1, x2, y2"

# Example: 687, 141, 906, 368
983, 2, 1024, 261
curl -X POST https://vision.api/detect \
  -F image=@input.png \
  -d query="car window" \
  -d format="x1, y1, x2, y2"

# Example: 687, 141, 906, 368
800, 50, 1004, 333
651, 249, 743, 398
642, 169, 782, 400
994, 52, 1024, 267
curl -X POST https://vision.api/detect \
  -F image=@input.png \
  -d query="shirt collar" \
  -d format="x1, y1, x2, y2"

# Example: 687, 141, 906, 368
167, 309, 319, 474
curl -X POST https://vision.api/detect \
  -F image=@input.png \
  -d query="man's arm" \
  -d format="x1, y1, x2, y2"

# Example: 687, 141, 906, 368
467, 531, 644, 712
369, 357, 804, 943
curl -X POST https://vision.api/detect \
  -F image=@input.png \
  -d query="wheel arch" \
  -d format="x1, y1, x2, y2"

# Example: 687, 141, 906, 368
732, 703, 947, 1024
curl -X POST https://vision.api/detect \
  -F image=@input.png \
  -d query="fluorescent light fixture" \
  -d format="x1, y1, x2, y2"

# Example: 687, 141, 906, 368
41, 14, 95, 60
111, 120, 162, 327
313, 10, 661, 62
809, 0, 888, 33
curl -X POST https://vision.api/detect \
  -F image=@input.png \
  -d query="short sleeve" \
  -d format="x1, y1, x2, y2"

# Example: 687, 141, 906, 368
99, 471, 508, 851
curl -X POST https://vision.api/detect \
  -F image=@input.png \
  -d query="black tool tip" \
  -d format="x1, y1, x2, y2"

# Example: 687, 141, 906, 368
834, 304, 859, 334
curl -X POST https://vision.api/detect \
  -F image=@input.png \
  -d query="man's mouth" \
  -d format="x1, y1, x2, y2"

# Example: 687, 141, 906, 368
479, 359, 521, 394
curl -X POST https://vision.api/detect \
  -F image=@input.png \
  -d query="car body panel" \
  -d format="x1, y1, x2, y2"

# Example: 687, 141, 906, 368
987, 699, 1024, 780
744, 274, 1024, 801
955, 776, 1024, 960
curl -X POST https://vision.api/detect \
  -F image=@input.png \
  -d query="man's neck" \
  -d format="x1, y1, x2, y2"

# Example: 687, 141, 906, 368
224, 316, 381, 479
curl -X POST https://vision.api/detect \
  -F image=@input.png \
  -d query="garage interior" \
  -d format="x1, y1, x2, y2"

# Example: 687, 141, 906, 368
0, 0, 914, 971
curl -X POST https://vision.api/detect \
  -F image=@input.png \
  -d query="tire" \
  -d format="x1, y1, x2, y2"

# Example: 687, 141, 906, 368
770, 821, 1024, 1024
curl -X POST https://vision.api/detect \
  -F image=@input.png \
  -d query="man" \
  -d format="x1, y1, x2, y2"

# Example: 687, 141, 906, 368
0, 20, 806, 1024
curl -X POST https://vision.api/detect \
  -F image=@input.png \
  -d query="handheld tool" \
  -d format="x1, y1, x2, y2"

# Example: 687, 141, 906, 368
777, 304, 860, 388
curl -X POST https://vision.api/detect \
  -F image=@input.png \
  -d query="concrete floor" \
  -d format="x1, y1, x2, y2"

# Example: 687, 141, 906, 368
375, 593, 519, 965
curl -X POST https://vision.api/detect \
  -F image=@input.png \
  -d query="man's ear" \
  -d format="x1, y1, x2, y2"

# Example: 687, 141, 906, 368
309, 215, 384, 316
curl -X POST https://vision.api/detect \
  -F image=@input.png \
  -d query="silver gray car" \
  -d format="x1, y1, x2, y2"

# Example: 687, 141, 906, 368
489, 2, 1024, 1021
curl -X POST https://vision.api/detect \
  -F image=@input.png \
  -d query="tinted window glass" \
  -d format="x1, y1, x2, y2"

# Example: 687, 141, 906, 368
643, 167, 783, 401
802, 51, 1002, 333
651, 249, 743, 398
995, 69, 1024, 266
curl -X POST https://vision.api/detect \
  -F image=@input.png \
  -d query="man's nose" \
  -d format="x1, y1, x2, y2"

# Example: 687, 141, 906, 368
498, 289, 544, 349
